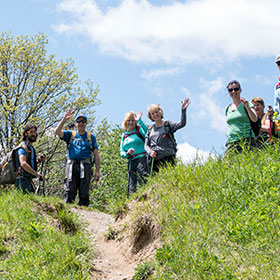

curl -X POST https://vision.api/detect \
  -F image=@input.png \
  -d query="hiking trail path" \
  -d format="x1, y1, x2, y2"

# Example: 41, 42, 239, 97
72, 208, 137, 280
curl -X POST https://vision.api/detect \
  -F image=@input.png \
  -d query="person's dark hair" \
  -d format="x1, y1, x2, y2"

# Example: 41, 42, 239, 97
226, 80, 241, 90
22, 124, 37, 141
251, 97, 265, 107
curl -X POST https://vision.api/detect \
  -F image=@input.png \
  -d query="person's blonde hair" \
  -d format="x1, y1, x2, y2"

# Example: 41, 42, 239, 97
122, 111, 138, 130
147, 104, 164, 121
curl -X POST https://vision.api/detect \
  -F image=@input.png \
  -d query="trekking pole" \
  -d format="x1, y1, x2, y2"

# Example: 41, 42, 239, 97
268, 105, 273, 140
35, 160, 45, 196
127, 157, 132, 198
269, 119, 272, 140
35, 180, 41, 196
149, 157, 154, 177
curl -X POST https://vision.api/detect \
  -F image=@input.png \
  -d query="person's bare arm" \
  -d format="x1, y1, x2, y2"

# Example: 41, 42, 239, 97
19, 154, 45, 180
241, 98, 258, 122
54, 109, 74, 138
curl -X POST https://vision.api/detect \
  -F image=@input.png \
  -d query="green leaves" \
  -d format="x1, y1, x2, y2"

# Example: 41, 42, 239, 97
91, 122, 128, 212
0, 32, 101, 195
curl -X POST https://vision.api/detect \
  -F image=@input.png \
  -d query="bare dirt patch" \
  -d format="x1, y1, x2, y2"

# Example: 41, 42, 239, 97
72, 206, 161, 280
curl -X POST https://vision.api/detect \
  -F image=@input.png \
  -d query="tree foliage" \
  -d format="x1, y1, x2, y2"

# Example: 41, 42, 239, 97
0, 32, 130, 206
0, 32, 100, 195
92, 119, 128, 212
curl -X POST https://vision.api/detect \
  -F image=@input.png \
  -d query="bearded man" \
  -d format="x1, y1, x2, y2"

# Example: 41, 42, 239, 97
15, 124, 46, 194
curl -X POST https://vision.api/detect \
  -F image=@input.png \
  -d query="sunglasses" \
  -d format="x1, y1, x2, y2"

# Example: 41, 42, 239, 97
76, 119, 87, 123
228, 87, 240, 92
276, 62, 280, 66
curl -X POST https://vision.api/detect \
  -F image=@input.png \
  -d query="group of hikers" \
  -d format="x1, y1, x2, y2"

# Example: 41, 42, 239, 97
121, 55, 280, 195
14, 112, 100, 206
10, 55, 280, 204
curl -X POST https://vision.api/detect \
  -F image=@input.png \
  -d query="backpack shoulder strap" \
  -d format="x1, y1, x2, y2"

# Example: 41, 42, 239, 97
15, 142, 31, 162
164, 120, 170, 127
225, 104, 231, 116
135, 126, 145, 142
18, 142, 30, 155
164, 121, 177, 151
67, 131, 76, 149
123, 127, 146, 142
147, 125, 153, 138
261, 114, 266, 125
243, 105, 252, 122
164, 121, 175, 140
87, 132, 93, 151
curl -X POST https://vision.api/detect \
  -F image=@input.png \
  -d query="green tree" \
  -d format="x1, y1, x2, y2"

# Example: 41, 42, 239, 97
0, 32, 100, 195
92, 119, 128, 212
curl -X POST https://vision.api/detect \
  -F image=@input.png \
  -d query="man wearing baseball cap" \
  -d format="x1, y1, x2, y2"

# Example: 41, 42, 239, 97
54, 109, 100, 206
273, 55, 280, 113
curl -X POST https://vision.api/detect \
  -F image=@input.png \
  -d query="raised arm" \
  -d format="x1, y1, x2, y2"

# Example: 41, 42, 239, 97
135, 112, 148, 136
241, 98, 257, 122
170, 98, 191, 132
54, 109, 74, 138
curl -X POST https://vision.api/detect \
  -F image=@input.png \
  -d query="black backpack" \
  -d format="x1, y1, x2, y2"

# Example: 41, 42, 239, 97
244, 107, 260, 136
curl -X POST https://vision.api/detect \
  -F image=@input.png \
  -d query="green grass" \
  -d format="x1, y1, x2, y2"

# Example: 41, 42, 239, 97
3, 143, 280, 280
0, 191, 93, 280
133, 261, 154, 280
133, 144, 280, 279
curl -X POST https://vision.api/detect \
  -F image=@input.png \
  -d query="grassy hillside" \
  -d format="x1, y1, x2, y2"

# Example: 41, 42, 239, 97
130, 144, 280, 279
2, 143, 280, 280
0, 191, 92, 280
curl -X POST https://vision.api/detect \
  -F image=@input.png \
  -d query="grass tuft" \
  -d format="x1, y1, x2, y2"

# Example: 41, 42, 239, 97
133, 261, 154, 280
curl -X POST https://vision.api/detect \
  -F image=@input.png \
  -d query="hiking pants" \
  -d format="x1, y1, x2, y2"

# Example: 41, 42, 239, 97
128, 156, 148, 195
225, 137, 257, 154
148, 155, 176, 174
15, 177, 35, 194
64, 161, 92, 206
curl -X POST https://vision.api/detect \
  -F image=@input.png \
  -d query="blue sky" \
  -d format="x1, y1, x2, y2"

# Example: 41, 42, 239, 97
2, 0, 280, 162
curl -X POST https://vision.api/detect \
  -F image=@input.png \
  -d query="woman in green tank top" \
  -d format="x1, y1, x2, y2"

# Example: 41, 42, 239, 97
225, 80, 258, 154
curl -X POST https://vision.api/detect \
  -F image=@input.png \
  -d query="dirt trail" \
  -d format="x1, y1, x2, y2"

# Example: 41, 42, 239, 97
72, 208, 137, 280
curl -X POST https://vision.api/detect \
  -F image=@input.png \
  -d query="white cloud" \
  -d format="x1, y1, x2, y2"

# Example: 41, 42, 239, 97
55, 0, 280, 64
197, 77, 227, 133
199, 93, 227, 133
141, 67, 183, 79
177, 142, 214, 165
199, 77, 224, 96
